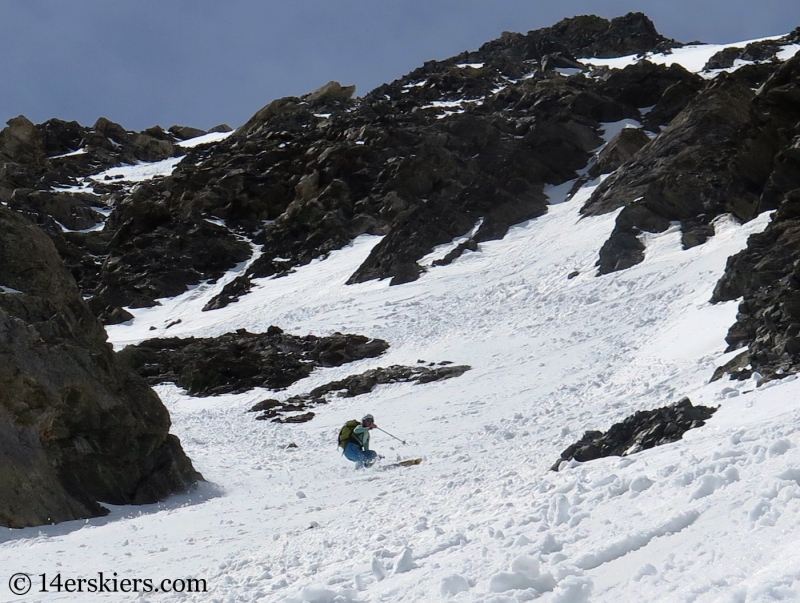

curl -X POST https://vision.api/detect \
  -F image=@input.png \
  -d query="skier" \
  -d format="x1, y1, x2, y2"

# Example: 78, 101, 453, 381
343, 414, 380, 469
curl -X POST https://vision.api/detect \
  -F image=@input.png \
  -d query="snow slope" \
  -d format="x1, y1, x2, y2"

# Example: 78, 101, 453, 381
5, 40, 800, 603
6, 180, 800, 603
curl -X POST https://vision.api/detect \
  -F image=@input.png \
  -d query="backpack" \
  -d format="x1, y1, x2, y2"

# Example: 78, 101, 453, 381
338, 420, 360, 449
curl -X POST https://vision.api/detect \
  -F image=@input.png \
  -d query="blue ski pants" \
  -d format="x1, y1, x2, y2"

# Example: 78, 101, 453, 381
344, 442, 377, 469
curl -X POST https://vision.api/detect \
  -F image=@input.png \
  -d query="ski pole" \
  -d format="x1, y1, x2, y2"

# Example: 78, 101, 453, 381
376, 427, 407, 445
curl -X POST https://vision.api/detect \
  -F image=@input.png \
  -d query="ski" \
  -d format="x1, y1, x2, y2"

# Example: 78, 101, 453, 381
380, 458, 422, 469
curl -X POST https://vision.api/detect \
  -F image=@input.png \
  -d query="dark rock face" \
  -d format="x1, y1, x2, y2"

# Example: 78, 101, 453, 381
588, 126, 651, 177
91, 191, 252, 313
0, 206, 200, 528
552, 398, 716, 470
712, 192, 800, 381
248, 363, 471, 421
710, 56, 800, 382
118, 328, 390, 396
583, 62, 798, 275
475, 12, 678, 62
703, 40, 782, 71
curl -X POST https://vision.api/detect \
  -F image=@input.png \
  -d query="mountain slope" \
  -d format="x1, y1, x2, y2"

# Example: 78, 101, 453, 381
2, 12, 800, 603
4, 177, 795, 603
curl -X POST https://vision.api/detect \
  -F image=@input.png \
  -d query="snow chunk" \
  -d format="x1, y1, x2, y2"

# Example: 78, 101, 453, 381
440, 574, 470, 595
689, 468, 739, 500
629, 475, 654, 493
288, 584, 340, 603
488, 555, 557, 593
371, 557, 387, 581
778, 468, 800, 486
393, 547, 414, 574
552, 575, 593, 603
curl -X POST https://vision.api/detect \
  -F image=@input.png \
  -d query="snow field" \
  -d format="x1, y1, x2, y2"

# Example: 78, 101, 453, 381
8, 173, 800, 602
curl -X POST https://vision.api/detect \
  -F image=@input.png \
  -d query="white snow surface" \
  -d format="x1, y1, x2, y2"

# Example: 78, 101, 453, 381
176, 131, 234, 148
52, 131, 230, 195
584, 34, 793, 76
5, 178, 800, 603
53, 156, 185, 194
6, 35, 800, 603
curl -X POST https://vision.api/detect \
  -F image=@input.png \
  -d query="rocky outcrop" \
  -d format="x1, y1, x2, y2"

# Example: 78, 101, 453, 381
118, 328, 389, 396
474, 12, 678, 64
552, 398, 716, 470
712, 193, 800, 381
704, 40, 783, 71
249, 363, 471, 421
583, 62, 795, 274
710, 56, 800, 382
0, 114, 226, 320
588, 126, 651, 177
0, 205, 200, 528
0, 116, 186, 197
89, 186, 252, 315
140, 51, 700, 302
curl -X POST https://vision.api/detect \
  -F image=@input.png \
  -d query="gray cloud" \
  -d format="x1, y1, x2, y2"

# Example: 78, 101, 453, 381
2, 0, 798, 130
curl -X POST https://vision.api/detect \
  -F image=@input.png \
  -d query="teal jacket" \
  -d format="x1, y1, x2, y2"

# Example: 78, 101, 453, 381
352, 425, 371, 451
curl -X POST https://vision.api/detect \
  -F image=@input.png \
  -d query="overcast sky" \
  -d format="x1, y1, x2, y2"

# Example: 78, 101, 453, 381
2, 1, 799, 132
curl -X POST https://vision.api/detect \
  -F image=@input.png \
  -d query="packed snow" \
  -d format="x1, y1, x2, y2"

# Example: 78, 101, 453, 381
5, 35, 800, 603
176, 131, 233, 148
584, 34, 794, 76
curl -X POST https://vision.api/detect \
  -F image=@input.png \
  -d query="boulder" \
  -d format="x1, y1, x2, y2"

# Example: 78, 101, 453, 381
584, 74, 775, 274
305, 81, 356, 105
552, 398, 716, 470
37, 119, 84, 157
234, 96, 306, 138
704, 41, 781, 71
0, 115, 45, 165
0, 205, 200, 528
168, 125, 207, 140
92, 117, 128, 144
129, 132, 175, 162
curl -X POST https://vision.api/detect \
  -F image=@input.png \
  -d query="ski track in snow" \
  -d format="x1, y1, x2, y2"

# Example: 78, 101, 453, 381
5, 43, 800, 603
